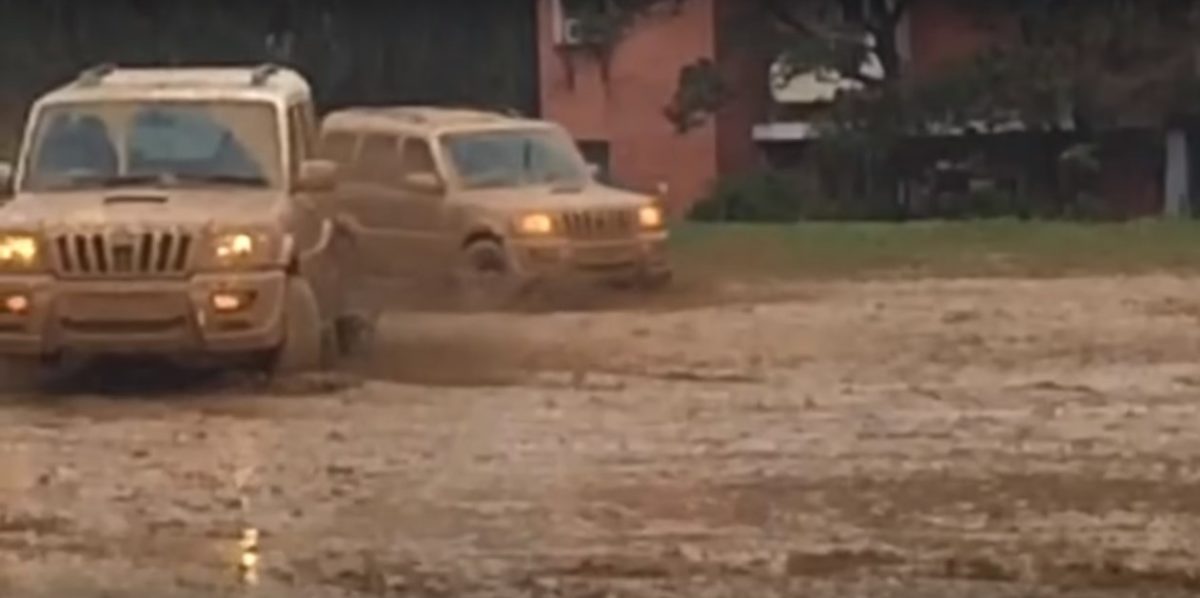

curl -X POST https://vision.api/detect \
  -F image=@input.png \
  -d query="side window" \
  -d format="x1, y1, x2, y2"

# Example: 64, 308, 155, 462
354, 134, 400, 185
318, 131, 358, 165
398, 137, 439, 188
285, 104, 309, 177
300, 103, 318, 149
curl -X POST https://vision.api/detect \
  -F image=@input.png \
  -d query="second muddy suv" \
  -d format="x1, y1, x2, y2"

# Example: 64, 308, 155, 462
318, 107, 671, 306
0, 64, 365, 376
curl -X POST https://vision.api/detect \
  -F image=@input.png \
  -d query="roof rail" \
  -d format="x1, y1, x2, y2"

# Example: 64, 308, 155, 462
76, 62, 117, 86
250, 63, 282, 86
379, 107, 429, 123
429, 102, 519, 118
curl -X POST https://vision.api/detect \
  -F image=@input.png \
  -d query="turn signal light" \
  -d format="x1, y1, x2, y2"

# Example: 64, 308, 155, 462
2, 294, 29, 314
211, 291, 251, 313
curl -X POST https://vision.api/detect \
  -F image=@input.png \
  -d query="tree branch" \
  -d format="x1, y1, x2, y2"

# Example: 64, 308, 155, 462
887, 0, 912, 25
758, 0, 867, 45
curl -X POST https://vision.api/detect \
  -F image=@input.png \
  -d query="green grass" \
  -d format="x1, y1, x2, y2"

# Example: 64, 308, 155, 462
669, 220, 1200, 281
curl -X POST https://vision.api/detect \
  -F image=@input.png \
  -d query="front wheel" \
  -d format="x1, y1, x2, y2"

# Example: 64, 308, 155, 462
269, 277, 329, 376
636, 269, 673, 292
454, 239, 526, 311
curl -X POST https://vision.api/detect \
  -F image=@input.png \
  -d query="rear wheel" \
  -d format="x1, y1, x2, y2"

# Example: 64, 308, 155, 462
269, 277, 328, 376
455, 239, 525, 311
330, 228, 379, 358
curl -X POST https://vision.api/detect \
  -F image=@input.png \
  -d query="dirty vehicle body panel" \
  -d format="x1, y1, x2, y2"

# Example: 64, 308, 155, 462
0, 65, 347, 367
317, 107, 671, 293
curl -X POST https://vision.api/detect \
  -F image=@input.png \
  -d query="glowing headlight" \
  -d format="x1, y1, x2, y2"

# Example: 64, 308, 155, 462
215, 233, 255, 259
0, 235, 38, 266
517, 213, 555, 236
638, 205, 664, 229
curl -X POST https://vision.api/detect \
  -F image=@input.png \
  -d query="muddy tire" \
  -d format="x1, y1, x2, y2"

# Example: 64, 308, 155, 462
270, 277, 327, 376
455, 239, 525, 311
336, 313, 377, 358
330, 229, 379, 357
637, 269, 673, 292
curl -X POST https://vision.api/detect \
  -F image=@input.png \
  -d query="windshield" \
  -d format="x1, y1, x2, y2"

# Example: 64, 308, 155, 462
440, 127, 588, 190
21, 100, 282, 191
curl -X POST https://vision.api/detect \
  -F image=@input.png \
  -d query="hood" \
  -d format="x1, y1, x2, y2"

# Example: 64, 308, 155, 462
0, 187, 288, 231
459, 182, 654, 213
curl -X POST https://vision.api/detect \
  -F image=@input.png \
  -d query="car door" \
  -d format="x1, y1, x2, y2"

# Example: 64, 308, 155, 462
343, 132, 445, 279
393, 136, 452, 274
317, 128, 368, 259
330, 133, 401, 278
287, 103, 341, 318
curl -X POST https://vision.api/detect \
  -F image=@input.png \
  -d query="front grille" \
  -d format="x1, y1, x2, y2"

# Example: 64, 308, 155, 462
560, 209, 636, 239
53, 230, 194, 277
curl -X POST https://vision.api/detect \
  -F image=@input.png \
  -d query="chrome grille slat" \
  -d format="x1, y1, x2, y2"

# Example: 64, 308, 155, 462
561, 209, 636, 239
53, 229, 194, 278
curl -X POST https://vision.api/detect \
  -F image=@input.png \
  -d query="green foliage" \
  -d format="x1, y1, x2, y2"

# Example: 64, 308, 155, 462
669, 0, 1200, 136
664, 59, 730, 133
689, 172, 817, 223
671, 219, 1200, 281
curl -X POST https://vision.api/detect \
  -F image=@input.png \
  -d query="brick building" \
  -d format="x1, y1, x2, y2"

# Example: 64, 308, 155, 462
537, 0, 1184, 219
535, 0, 768, 215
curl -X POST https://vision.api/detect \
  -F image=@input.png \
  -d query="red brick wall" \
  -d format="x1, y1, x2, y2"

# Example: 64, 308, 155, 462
537, 0, 718, 215
907, 0, 1014, 78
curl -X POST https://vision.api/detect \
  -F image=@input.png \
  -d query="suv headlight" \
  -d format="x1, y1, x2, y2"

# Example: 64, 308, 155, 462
215, 233, 255, 259
0, 234, 39, 270
210, 230, 278, 268
638, 205, 664, 229
515, 212, 555, 236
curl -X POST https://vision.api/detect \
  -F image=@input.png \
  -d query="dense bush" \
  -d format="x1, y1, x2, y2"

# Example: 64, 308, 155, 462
689, 172, 814, 222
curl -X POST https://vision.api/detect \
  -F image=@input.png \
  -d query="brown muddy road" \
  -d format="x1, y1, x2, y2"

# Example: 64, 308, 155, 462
3, 275, 1200, 596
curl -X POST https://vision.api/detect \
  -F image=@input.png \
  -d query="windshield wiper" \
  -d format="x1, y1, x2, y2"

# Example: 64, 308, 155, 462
33, 173, 160, 191
96, 173, 171, 187
168, 173, 269, 188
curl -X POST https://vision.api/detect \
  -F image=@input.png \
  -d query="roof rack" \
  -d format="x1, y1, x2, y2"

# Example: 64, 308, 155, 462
76, 62, 117, 86
383, 107, 430, 123
250, 63, 282, 86
426, 103, 523, 119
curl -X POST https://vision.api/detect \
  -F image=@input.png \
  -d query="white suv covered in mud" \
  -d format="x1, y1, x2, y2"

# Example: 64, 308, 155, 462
0, 64, 368, 378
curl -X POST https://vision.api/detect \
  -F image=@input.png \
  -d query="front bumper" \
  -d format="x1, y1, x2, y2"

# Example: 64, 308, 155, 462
510, 232, 671, 284
0, 270, 286, 358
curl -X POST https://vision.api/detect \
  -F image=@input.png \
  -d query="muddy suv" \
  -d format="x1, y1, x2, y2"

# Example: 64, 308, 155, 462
317, 107, 671, 306
0, 64, 365, 376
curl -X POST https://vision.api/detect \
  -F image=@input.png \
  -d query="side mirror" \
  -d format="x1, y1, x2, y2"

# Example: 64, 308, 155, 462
297, 159, 338, 192
0, 162, 12, 197
403, 171, 445, 194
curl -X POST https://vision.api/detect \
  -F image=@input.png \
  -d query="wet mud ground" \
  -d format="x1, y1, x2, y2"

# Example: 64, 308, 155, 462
4, 275, 1200, 596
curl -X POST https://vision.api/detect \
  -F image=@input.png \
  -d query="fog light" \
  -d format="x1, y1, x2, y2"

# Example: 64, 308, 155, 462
211, 292, 248, 312
3, 294, 29, 314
